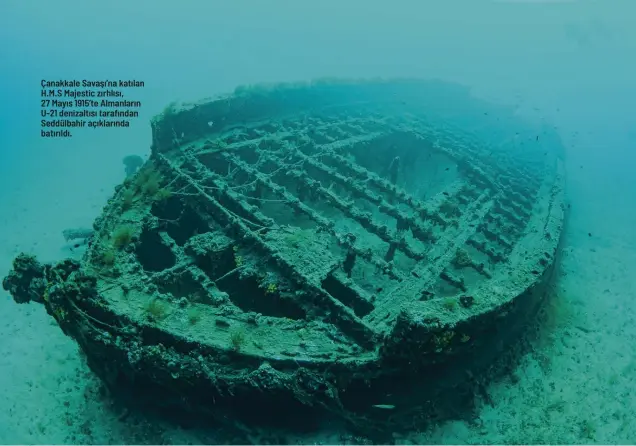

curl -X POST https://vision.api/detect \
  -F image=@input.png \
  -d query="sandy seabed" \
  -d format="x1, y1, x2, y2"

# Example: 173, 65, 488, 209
0, 155, 635, 445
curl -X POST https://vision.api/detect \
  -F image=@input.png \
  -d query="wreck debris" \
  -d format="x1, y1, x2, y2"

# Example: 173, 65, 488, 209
62, 227, 94, 243
122, 154, 144, 177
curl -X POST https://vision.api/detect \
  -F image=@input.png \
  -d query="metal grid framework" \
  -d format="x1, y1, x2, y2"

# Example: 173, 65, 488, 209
146, 109, 546, 349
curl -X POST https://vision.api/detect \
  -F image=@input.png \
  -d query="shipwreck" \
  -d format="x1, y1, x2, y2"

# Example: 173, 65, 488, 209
3, 79, 565, 434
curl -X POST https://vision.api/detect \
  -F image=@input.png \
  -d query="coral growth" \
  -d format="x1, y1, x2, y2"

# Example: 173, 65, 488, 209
452, 248, 473, 268
111, 225, 135, 250
138, 167, 162, 196
145, 298, 169, 322
121, 189, 135, 211
230, 328, 247, 351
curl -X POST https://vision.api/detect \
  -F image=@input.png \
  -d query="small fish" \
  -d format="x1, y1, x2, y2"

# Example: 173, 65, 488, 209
372, 404, 395, 410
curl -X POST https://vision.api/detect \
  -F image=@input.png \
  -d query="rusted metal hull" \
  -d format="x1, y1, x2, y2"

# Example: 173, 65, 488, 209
3, 79, 565, 434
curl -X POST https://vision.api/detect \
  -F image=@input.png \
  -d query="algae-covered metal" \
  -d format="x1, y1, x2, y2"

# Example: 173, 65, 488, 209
3, 79, 565, 432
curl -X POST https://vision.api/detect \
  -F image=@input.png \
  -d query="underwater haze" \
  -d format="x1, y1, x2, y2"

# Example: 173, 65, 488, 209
1, 0, 635, 444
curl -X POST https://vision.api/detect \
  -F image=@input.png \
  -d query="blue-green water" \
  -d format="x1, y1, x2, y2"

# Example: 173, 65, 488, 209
1, 1, 635, 444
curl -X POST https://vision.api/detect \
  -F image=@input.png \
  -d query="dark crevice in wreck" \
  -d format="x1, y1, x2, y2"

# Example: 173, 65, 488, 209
215, 272, 306, 320
136, 230, 176, 271
152, 197, 209, 246
321, 274, 374, 318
